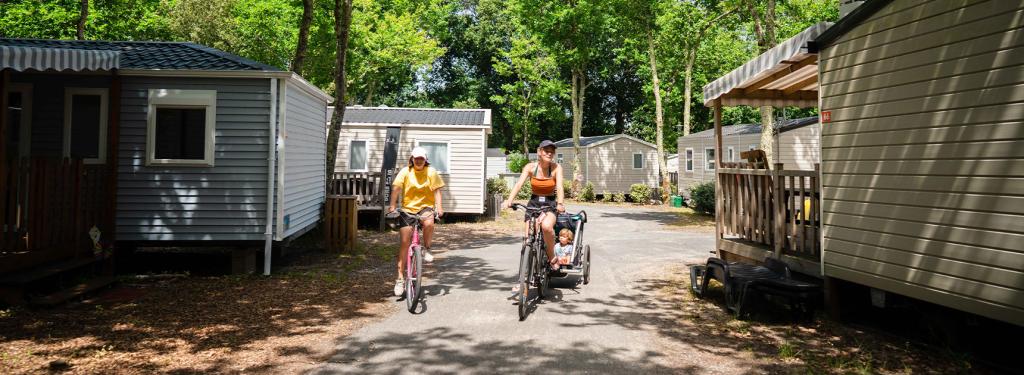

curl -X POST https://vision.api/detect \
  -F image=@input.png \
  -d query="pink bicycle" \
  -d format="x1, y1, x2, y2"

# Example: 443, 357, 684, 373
386, 208, 435, 312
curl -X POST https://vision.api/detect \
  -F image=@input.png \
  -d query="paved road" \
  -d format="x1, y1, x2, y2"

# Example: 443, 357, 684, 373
311, 204, 714, 374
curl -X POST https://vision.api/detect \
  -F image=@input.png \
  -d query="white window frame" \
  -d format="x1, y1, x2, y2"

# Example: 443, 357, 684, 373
146, 89, 217, 167
705, 148, 716, 170
556, 153, 564, 164
9, 83, 33, 159
728, 146, 735, 162
63, 87, 108, 164
348, 139, 368, 172
632, 152, 643, 169
415, 140, 451, 174
685, 148, 693, 172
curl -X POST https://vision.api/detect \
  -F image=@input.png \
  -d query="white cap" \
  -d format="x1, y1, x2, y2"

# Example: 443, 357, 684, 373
411, 147, 428, 160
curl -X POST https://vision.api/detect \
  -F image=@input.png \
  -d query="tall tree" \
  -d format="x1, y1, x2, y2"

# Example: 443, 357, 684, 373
491, 32, 567, 154
326, 0, 353, 182
292, 0, 314, 74
518, 0, 613, 194
746, 0, 778, 165
77, 0, 88, 39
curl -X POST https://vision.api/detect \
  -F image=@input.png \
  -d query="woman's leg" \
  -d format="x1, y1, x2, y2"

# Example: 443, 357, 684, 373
397, 226, 412, 279
421, 216, 435, 249
540, 213, 557, 263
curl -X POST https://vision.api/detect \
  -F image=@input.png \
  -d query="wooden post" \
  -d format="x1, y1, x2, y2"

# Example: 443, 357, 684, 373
772, 163, 783, 258
713, 99, 723, 258
0, 69, 8, 250
105, 70, 120, 243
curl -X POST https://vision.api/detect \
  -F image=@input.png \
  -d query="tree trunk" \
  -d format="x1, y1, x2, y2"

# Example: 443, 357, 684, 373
292, 0, 314, 75
683, 58, 693, 137
77, 0, 88, 40
364, 79, 376, 106
748, 0, 777, 166
647, 31, 669, 203
570, 68, 585, 195
326, 0, 354, 184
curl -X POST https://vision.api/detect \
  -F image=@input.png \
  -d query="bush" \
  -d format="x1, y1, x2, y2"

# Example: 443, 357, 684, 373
515, 180, 533, 200
612, 193, 626, 203
689, 181, 715, 215
579, 182, 596, 202
601, 191, 613, 202
563, 180, 574, 199
629, 183, 652, 204
507, 152, 529, 173
487, 177, 509, 197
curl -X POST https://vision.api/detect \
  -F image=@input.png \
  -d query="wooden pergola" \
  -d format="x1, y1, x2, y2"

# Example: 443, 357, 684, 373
702, 23, 830, 276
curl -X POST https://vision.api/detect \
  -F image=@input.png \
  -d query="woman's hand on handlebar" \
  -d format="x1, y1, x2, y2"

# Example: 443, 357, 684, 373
502, 199, 514, 210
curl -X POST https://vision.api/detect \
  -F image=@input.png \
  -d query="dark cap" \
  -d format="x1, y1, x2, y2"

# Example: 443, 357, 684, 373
538, 139, 557, 149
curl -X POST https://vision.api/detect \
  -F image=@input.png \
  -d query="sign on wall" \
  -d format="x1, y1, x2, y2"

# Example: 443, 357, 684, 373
380, 126, 401, 204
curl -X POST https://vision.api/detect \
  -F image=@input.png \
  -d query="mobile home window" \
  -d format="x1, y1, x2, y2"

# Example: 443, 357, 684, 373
632, 153, 643, 169
349, 140, 367, 171
685, 148, 693, 172
748, 144, 757, 151
418, 141, 449, 173
705, 148, 715, 170
64, 88, 108, 164
146, 89, 216, 166
557, 153, 564, 164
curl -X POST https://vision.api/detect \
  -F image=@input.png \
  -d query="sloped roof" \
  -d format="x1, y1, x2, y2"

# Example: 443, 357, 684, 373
486, 148, 505, 157
341, 107, 491, 126
0, 38, 280, 71
686, 116, 819, 138
552, 135, 617, 148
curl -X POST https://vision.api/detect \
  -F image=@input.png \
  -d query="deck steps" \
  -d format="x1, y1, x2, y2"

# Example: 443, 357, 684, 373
0, 257, 98, 285
29, 275, 116, 306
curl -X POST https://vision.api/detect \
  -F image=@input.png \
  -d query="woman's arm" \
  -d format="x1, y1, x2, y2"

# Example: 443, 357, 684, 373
433, 188, 444, 217
503, 163, 532, 209
555, 163, 565, 212
388, 184, 402, 213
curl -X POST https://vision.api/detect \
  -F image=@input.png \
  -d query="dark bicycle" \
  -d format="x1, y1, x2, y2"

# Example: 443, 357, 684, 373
510, 203, 558, 321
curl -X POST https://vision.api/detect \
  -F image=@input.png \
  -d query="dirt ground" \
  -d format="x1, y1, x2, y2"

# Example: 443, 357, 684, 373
0, 203, 998, 374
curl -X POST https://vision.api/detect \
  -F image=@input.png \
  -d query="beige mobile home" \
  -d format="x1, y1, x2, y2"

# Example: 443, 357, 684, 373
677, 117, 819, 196
554, 134, 658, 195
336, 107, 492, 214
813, 0, 1024, 326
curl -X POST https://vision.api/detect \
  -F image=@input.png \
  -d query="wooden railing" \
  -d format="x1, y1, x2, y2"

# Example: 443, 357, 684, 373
717, 163, 820, 261
1, 158, 110, 273
328, 171, 387, 208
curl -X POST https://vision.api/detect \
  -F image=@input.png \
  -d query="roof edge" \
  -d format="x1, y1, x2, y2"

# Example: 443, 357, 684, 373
809, 0, 893, 53
181, 42, 283, 72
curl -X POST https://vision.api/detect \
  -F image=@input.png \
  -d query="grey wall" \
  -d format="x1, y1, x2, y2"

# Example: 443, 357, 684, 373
280, 80, 327, 239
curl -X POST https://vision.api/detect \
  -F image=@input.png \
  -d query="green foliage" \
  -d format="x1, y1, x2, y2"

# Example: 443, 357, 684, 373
563, 180, 574, 199
507, 152, 529, 173
601, 191, 613, 203
689, 181, 715, 215
629, 183, 652, 204
613, 193, 626, 203
515, 179, 533, 200
578, 182, 595, 202
486, 177, 510, 196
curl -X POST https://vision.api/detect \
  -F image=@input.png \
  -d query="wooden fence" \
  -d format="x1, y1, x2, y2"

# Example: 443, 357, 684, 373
717, 163, 820, 261
328, 172, 386, 209
323, 195, 357, 252
0, 158, 108, 274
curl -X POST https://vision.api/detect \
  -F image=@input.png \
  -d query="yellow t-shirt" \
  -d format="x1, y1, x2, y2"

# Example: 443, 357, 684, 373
394, 166, 445, 212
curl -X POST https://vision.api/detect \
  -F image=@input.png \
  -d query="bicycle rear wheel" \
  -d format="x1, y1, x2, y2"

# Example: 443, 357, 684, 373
537, 245, 549, 299
406, 245, 424, 313
517, 244, 532, 321
583, 245, 592, 285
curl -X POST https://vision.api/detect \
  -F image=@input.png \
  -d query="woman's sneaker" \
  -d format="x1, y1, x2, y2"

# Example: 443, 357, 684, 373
393, 278, 405, 296
423, 249, 434, 263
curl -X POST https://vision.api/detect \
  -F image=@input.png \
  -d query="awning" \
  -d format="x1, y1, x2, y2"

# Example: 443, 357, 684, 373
0, 46, 120, 72
703, 22, 831, 108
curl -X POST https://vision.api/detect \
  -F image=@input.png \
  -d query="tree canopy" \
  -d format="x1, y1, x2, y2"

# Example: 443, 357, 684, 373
0, 0, 838, 153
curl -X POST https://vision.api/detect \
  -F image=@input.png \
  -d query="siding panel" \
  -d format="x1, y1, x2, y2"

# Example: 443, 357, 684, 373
281, 80, 328, 239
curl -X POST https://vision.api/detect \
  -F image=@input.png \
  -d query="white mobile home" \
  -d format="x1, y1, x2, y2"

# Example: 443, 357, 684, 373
485, 148, 506, 178
813, 0, 1024, 326
677, 117, 819, 195
554, 134, 658, 195
336, 107, 492, 214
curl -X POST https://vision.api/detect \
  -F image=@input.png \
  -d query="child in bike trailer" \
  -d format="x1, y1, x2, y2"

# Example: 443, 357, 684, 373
554, 228, 574, 266
388, 147, 445, 297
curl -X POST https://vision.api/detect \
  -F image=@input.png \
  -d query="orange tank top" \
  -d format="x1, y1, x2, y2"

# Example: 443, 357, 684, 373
530, 163, 557, 196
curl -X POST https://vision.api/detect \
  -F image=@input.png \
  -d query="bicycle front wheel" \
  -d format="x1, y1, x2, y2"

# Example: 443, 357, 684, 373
517, 244, 532, 321
536, 245, 549, 299
406, 245, 424, 313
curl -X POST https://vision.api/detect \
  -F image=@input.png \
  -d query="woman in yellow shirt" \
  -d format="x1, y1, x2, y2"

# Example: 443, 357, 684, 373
387, 147, 445, 296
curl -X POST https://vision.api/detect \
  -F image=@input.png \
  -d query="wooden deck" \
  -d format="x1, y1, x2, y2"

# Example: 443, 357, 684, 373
715, 162, 822, 278
328, 171, 387, 210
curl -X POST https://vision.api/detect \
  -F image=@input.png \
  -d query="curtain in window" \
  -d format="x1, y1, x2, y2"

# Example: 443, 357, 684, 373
421, 142, 448, 172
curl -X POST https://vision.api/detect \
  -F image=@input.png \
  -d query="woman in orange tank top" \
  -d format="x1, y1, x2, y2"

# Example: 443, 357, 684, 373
504, 140, 565, 271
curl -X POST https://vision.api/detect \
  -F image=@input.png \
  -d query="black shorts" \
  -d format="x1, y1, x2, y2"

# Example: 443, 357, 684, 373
397, 207, 434, 228
524, 195, 557, 222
